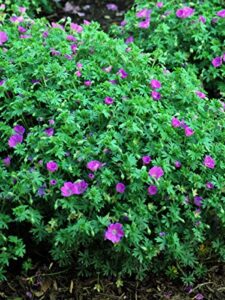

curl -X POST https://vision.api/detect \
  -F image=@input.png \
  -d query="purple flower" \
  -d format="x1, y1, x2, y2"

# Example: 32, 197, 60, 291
185, 127, 194, 136
151, 91, 161, 100
0, 80, 5, 86
104, 223, 124, 244
3, 156, 11, 166
199, 16, 206, 23
10, 16, 24, 23
19, 6, 26, 13
116, 182, 126, 193
84, 80, 92, 86
13, 125, 25, 135
67, 35, 77, 42
125, 36, 134, 44
73, 180, 88, 194
217, 9, 225, 18
106, 3, 118, 11
8, 134, 23, 148
195, 293, 204, 300
204, 155, 215, 169
71, 23, 83, 33
18, 26, 27, 33
61, 182, 75, 197
176, 7, 195, 18
148, 185, 158, 195
120, 20, 127, 27
88, 173, 95, 179
64, 54, 73, 60
49, 119, 55, 125
117, 69, 128, 79
104, 97, 114, 105
206, 182, 214, 189
136, 9, 151, 19
171, 117, 181, 128
194, 196, 203, 207
150, 79, 161, 89
109, 79, 117, 85
43, 31, 49, 38
46, 161, 58, 172
50, 179, 57, 185
20, 35, 31, 39
149, 166, 164, 179
87, 160, 103, 172
212, 56, 222, 68
0, 31, 8, 45
159, 231, 166, 236
50, 49, 61, 56
138, 18, 150, 29
37, 186, 46, 197
52, 22, 64, 30
71, 44, 77, 54
195, 91, 206, 99
174, 161, 182, 168
156, 2, 163, 8
142, 155, 151, 165
45, 128, 54, 136
75, 70, 82, 77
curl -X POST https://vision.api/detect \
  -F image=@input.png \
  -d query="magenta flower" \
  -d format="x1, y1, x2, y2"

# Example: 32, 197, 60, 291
8, 134, 23, 148
46, 161, 58, 172
138, 18, 150, 29
125, 36, 134, 44
156, 2, 163, 8
20, 35, 31, 39
136, 9, 151, 19
43, 31, 49, 38
71, 23, 83, 33
73, 180, 88, 194
199, 16, 206, 23
120, 20, 127, 27
116, 182, 126, 193
0, 31, 8, 45
117, 69, 128, 78
71, 44, 77, 54
151, 91, 161, 100
3, 156, 11, 166
104, 223, 124, 244
195, 91, 206, 99
19, 6, 26, 13
212, 56, 222, 68
106, 3, 118, 11
0, 80, 5, 86
75, 70, 82, 77
61, 182, 75, 197
204, 155, 215, 169
83, 20, 91, 25
88, 173, 95, 179
45, 128, 54, 136
148, 185, 158, 195
175, 161, 182, 168
50, 179, 57, 185
84, 80, 92, 86
217, 9, 225, 18
149, 166, 164, 179
104, 97, 114, 105
150, 79, 161, 89
171, 117, 181, 128
206, 182, 214, 189
103, 65, 112, 72
185, 127, 194, 136
18, 26, 27, 33
142, 155, 151, 165
51, 22, 64, 30
49, 119, 55, 125
10, 16, 24, 23
176, 7, 195, 18
194, 196, 203, 207
13, 125, 25, 135
87, 160, 103, 172
67, 35, 77, 42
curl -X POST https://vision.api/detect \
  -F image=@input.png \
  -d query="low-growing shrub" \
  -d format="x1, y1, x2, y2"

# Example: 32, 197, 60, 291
0, 10, 225, 284
110, 0, 225, 94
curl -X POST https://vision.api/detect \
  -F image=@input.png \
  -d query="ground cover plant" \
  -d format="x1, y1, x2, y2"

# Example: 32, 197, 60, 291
0, 1, 225, 287
110, 0, 225, 95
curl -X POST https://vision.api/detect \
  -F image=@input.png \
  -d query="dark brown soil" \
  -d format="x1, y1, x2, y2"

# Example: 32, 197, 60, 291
1, 263, 225, 299
43, 0, 134, 31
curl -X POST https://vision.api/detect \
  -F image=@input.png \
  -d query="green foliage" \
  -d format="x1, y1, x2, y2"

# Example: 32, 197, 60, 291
110, 0, 225, 94
0, 7, 225, 283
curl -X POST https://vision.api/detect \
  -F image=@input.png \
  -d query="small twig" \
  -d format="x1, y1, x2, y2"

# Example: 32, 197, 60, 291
191, 281, 213, 292
26, 269, 69, 281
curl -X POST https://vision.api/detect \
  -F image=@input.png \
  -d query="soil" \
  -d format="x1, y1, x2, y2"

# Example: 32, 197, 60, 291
43, 0, 134, 31
1, 262, 225, 299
